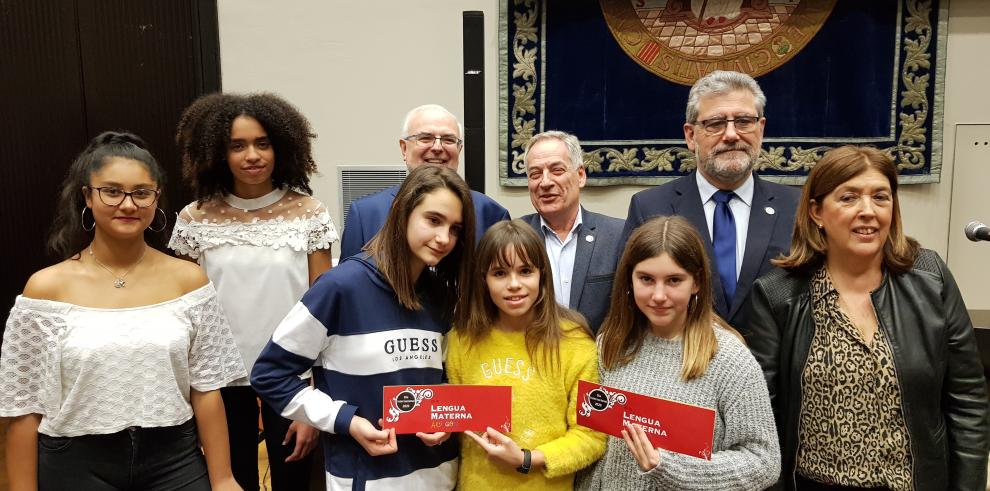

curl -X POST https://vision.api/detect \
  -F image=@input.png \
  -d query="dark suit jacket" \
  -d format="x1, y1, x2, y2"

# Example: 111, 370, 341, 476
340, 185, 510, 259
620, 171, 799, 336
522, 208, 625, 334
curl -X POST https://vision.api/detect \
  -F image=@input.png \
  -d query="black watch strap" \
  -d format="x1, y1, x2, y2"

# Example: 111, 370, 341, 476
516, 448, 532, 474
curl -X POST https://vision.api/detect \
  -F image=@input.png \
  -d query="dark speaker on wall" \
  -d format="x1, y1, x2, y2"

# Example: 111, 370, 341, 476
463, 10, 485, 194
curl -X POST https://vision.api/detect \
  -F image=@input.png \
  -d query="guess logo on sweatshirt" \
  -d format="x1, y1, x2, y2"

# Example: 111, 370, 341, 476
480, 357, 534, 382
384, 336, 440, 362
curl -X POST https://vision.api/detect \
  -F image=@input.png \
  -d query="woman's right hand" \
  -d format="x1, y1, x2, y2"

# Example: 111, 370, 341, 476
622, 422, 661, 472
348, 416, 397, 456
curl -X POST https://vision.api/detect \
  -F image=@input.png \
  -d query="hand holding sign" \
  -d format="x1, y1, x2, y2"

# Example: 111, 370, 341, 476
464, 427, 544, 471
622, 422, 661, 472
348, 416, 397, 456
415, 431, 450, 447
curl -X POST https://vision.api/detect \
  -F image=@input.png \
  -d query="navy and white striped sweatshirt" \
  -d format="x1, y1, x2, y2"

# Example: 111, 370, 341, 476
251, 254, 457, 490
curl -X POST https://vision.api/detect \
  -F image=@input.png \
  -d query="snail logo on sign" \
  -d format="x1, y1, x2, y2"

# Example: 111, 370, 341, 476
600, 0, 836, 85
385, 387, 434, 423
579, 386, 628, 417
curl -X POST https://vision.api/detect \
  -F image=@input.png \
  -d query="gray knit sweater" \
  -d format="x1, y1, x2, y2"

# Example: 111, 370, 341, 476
577, 328, 780, 490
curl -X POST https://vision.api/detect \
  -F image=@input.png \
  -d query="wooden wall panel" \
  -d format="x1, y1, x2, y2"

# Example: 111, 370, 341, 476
77, 0, 211, 224
0, 1, 89, 324
0, 0, 220, 327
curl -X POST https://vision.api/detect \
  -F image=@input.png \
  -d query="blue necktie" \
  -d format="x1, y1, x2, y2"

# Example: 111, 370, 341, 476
712, 190, 737, 307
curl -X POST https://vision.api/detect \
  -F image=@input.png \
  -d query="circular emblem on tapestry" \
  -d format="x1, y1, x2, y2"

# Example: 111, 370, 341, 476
600, 0, 837, 85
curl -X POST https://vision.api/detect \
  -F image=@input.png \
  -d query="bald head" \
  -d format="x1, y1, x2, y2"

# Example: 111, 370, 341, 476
399, 104, 464, 171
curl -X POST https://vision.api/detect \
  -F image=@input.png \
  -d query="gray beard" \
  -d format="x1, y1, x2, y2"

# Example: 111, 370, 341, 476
696, 147, 758, 185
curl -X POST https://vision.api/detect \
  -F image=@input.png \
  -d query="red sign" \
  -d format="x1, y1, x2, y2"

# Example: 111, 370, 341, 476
381, 385, 512, 434
576, 380, 716, 460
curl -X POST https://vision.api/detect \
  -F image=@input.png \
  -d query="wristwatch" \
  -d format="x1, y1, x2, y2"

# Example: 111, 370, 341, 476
516, 448, 532, 474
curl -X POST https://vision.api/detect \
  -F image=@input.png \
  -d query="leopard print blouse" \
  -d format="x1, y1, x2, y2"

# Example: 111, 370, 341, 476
796, 267, 913, 490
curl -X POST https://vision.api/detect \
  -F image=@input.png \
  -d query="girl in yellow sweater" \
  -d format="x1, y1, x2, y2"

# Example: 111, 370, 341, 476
447, 219, 606, 490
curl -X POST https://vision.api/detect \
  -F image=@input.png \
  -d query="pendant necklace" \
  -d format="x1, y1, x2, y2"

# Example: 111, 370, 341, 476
89, 245, 147, 288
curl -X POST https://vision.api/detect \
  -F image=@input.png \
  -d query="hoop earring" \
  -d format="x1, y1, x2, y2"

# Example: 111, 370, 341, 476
148, 208, 168, 233
81, 207, 95, 232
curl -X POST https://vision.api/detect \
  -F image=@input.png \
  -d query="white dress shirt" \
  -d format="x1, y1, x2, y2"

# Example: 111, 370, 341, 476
696, 172, 754, 280
540, 207, 583, 308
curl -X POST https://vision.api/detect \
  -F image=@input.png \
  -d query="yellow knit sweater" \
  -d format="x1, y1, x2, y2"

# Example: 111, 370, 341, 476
446, 322, 606, 490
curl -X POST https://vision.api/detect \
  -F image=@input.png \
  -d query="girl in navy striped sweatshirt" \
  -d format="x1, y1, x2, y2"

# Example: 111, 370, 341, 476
251, 165, 476, 490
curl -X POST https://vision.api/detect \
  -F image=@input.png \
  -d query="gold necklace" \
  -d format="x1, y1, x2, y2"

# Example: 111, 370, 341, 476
89, 246, 147, 288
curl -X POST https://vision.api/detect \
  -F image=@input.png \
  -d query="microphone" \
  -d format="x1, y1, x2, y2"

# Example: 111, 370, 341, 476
965, 221, 990, 242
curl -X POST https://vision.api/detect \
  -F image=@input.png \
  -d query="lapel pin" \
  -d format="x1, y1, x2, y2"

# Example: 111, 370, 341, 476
585, 235, 594, 242
765, 206, 775, 215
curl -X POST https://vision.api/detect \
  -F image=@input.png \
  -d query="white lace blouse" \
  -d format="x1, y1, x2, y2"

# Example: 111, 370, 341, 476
0, 283, 245, 437
168, 188, 338, 385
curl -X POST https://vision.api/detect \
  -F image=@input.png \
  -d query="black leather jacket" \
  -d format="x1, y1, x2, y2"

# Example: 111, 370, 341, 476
748, 249, 989, 490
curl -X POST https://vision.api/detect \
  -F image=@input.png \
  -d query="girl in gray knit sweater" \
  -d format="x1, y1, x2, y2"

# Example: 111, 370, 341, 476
578, 216, 780, 490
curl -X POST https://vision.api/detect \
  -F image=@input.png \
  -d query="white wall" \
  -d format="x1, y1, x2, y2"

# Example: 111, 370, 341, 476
218, 0, 990, 268
218, 0, 504, 257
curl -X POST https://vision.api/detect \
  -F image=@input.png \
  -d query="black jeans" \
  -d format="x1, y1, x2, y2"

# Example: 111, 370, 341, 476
38, 419, 210, 491
221, 385, 316, 491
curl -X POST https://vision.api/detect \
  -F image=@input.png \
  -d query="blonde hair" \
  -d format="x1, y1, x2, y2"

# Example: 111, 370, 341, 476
599, 216, 740, 381
453, 219, 590, 373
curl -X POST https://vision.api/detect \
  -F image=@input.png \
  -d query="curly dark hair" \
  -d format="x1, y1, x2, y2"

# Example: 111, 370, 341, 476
175, 92, 318, 202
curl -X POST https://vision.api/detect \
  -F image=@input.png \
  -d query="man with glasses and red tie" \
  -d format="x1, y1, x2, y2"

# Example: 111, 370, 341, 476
620, 71, 800, 338
340, 104, 510, 259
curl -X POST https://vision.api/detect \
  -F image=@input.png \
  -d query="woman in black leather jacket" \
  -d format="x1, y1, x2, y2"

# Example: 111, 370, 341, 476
748, 145, 989, 491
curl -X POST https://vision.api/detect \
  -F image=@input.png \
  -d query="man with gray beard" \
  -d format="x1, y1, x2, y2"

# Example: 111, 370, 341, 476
620, 70, 799, 337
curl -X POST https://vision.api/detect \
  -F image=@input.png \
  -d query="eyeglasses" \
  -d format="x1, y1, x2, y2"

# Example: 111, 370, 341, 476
693, 116, 761, 136
404, 133, 463, 148
88, 186, 161, 208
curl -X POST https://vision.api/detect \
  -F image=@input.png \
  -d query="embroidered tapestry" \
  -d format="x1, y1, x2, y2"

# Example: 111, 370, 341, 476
499, 0, 947, 186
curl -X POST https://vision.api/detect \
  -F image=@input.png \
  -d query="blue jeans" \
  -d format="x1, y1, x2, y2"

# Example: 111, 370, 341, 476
38, 419, 211, 490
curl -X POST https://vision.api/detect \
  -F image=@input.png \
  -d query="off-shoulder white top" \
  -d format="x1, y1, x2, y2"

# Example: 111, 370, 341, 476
0, 283, 245, 437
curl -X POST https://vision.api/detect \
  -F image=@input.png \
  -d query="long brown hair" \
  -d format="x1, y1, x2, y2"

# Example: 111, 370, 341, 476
599, 216, 738, 381
454, 219, 589, 373
365, 166, 475, 314
773, 145, 919, 274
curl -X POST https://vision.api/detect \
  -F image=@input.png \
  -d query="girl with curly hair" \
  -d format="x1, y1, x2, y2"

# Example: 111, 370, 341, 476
169, 92, 338, 490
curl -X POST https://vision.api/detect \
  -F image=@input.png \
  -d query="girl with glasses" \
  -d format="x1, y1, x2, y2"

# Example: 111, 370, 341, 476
169, 92, 338, 490
1, 132, 245, 490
